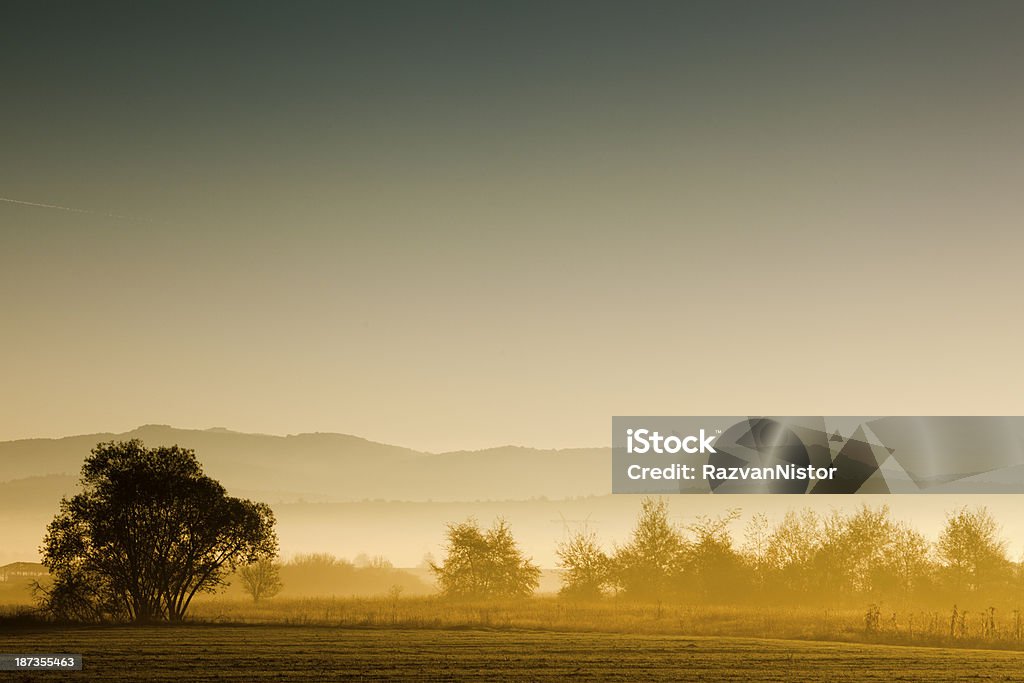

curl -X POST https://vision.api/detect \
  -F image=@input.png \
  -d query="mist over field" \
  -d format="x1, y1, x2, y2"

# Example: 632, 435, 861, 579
4, 425, 1024, 572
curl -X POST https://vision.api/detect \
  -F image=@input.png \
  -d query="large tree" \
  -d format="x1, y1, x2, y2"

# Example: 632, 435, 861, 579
40, 440, 277, 622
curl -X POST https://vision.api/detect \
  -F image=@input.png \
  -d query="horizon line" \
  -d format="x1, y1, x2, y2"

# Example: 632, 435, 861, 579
0, 423, 611, 455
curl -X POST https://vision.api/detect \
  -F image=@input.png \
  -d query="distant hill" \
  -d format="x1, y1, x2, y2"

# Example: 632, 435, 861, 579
0, 475, 77, 513
0, 425, 610, 503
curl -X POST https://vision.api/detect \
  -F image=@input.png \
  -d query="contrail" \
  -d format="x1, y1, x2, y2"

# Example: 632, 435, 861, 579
0, 195, 158, 223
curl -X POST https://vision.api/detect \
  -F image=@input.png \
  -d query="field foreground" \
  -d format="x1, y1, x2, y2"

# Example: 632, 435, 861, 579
2, 626, 1023, 681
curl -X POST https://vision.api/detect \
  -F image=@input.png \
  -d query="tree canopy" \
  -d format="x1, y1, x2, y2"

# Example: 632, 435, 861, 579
554, 497, 1022, 609
431, 518, 540, 599
937, 506, 1010, 596
556, 530, 610, 599
611, 497, 688, 600
40, 440, 277, 622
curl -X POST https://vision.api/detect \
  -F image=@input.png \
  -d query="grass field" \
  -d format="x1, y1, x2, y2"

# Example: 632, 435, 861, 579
2, 626, 1023, 681
178, 596, 1024, 651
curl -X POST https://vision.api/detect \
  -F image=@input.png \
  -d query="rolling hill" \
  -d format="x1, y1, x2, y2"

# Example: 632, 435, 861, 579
0, 425, 611, 503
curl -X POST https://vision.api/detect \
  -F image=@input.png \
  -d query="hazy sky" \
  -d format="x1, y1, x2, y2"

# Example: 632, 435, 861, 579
3, 2, 1023, 451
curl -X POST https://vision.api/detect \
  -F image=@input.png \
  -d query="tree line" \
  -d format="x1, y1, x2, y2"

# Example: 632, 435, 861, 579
432, 498, 1020, 608
239, 552, 430, 600
36, 441, 1021, 623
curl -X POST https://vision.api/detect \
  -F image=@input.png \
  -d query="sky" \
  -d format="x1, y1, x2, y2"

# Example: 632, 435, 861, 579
2, 2, 1024, 451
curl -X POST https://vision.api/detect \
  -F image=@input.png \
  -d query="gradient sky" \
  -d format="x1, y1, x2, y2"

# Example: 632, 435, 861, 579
2, 2, 1024, 451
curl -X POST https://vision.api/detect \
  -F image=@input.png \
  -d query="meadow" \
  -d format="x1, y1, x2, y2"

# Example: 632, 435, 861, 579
3, 625, 1024, 682
173, 596, 1024, 652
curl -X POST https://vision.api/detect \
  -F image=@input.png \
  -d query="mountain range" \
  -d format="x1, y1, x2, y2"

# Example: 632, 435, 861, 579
0, 424, 611, 505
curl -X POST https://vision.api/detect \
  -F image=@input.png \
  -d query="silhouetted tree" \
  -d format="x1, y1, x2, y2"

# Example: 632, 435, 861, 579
816, 505, 896, 595
40, 440, 277, 622
684, 509, 745, 600
239, 557, 283, 602
741, 512, 771, 588
874, 521, 932, 602
556, 530, 610, 598
432, 518, 540, 599
764, 509, 823, 595
611, 497, 688, 600
937, 506, 1010, 597
354, 553, 393, 569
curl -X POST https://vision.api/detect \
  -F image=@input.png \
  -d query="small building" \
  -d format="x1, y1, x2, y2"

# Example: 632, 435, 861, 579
0, 562, 48, 583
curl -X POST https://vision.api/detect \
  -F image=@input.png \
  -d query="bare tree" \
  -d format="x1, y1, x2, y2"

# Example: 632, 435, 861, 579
741, 512, 771, 587
239, 557, 283, 603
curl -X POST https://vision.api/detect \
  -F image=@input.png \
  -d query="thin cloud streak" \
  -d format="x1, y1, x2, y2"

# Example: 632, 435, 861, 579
0, 195, 159, 224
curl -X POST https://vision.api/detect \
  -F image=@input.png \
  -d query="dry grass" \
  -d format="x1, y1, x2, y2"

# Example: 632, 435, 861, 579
177, 596, 1024, 651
